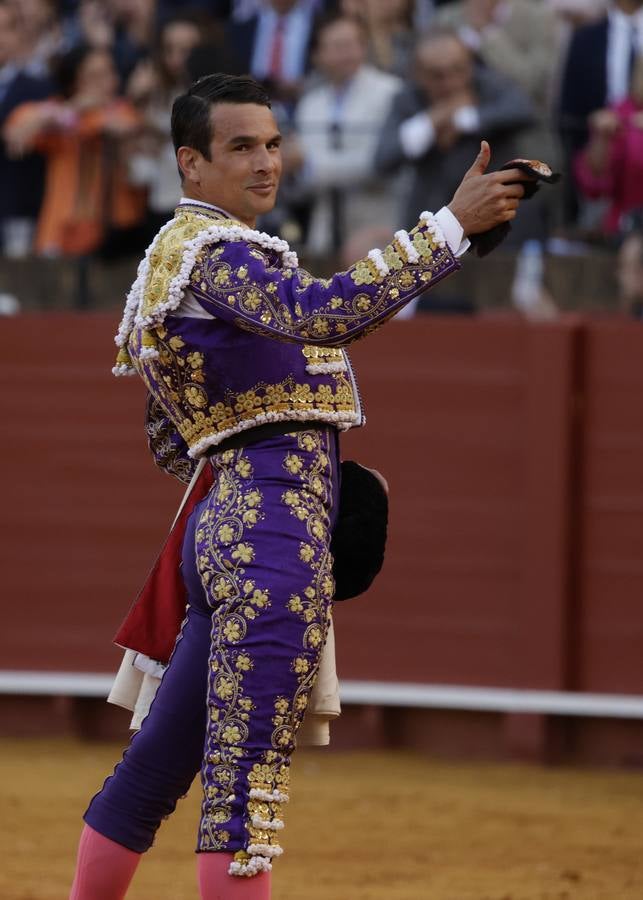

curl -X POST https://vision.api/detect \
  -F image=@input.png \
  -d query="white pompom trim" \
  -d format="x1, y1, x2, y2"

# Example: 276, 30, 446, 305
113, 212, 299, 371
138, 347, 160, 361
367, 248, 389, 278
394, 229, 420, 263
228, 856, 273, 877
247, 844, 283, 858
418, 211, 447, 248
114, 217, 179, 353
251, 815, 285, 831
305, 361, 347, 375
112, 364, 137, 377
249, 788, 290, 803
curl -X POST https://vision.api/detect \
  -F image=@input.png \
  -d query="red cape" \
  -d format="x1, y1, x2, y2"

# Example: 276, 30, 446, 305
114, 464, 214, 663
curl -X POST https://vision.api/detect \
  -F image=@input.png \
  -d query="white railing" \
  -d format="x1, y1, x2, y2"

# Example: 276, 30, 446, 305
2, 670, 643, 719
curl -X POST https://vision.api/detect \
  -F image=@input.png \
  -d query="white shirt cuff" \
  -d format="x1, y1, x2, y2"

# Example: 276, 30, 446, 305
434, 206, 471, 257
399, 111, 435, 159
452, 105, 480, 134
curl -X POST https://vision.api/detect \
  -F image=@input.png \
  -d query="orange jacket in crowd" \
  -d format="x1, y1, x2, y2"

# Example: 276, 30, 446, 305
5, 98, 146, 256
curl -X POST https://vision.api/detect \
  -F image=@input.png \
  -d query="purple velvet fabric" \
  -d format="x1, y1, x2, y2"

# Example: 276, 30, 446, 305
85, 427, 340, 869
128, 204, 461, 474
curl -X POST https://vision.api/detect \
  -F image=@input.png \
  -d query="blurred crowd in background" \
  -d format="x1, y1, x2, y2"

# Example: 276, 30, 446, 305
2, 0, 643, 319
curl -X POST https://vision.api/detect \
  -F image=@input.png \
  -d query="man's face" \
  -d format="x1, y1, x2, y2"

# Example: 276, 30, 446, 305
617, 235, 643, 303
76, 49, 119, 104
182, 103, 282, 226
414, 36, 473, 104
314, 19, 366, 85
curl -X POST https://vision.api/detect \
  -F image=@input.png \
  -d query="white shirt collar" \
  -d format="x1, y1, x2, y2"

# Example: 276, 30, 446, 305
179, 197, 235, 218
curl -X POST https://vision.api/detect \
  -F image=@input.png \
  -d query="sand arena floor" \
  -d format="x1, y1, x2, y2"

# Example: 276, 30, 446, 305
1, 738, 643, 900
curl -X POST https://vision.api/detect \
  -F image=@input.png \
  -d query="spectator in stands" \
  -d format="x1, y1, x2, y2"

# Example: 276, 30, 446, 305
574, 57, 643, 236
434, 1, 560, 121
339, 0, 416, 78
557, 0, 643, 222
8, 0, 70, 76
127, 12, 205, 239
547, 0, 608, 26
291, 13, 403, 256
3, 45, 145, 258
616, 217, 643, 316
0, 0, 54, 257
434, 0, 564, 236
374, 28, 535, 233
225, 0, 321, 110
77, 0, 156, 84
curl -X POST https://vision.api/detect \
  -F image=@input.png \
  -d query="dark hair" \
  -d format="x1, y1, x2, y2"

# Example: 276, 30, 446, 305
51, 44, 111, 99
309, 12, 368, 53
154, 10, 220, 88
171, 73, 271, 162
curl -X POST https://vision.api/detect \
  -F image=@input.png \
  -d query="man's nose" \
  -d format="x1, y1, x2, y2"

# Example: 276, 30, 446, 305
253, 146, 274, 173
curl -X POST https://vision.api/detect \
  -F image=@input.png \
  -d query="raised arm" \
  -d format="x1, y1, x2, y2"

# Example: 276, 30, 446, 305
188, 143, 530, 347
189, 212, 460, 346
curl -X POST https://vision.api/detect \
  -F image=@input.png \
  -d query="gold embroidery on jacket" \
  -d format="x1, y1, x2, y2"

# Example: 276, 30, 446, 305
189, 223, 452, 345
137, 325, 357, 452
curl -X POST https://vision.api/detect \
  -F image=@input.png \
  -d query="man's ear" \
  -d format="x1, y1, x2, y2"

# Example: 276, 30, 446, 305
177, 146, 201, 184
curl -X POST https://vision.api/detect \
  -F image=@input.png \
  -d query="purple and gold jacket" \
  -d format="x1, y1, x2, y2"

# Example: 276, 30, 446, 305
113, 202, 460, 481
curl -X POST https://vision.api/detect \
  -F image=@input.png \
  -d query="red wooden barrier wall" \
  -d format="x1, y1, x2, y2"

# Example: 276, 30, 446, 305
575, 323, 643, 694
1, 313, 642, 761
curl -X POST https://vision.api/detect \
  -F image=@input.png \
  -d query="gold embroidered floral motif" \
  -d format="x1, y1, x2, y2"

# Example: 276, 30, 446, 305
137, 325, 358, 452
280, 429, 335, 722
197, 450, 271, 852
145, 395, 196, 484
190, 219, 453, 347
350, 257, 382, 286
240, 429, 335, 861
383, 244, 404, 271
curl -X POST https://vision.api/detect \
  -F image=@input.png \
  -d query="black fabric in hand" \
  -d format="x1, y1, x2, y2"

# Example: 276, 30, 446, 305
469, 159, 561, 258
331, 461, 389, 601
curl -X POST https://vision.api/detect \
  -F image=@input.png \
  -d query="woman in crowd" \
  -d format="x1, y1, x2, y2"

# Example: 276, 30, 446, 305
340, 0, 415, 77
3, 44, 144, 258
126, 13, 205, 240
574, 56, 643, 237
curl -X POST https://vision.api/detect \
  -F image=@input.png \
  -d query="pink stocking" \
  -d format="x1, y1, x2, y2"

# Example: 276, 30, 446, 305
69, 825, 141, 900
197, 853, 271, 900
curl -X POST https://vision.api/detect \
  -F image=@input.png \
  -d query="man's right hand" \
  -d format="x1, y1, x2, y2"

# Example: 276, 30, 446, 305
447, 141, 533, 237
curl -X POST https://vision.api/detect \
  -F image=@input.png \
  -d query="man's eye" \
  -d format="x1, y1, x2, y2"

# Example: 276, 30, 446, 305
234, 144, 249, 151
268, 142, 281, 150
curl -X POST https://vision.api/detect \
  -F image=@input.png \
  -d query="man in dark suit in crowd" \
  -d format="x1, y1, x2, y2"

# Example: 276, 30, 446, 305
225, 0, 322, 110
375, 28, 535, 234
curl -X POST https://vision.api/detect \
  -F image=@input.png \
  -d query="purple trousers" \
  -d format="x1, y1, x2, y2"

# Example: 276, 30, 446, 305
85, 427, 340, 876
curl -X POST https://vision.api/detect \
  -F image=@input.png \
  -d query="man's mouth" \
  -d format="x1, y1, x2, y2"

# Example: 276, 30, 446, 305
247, 183, 275, 194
